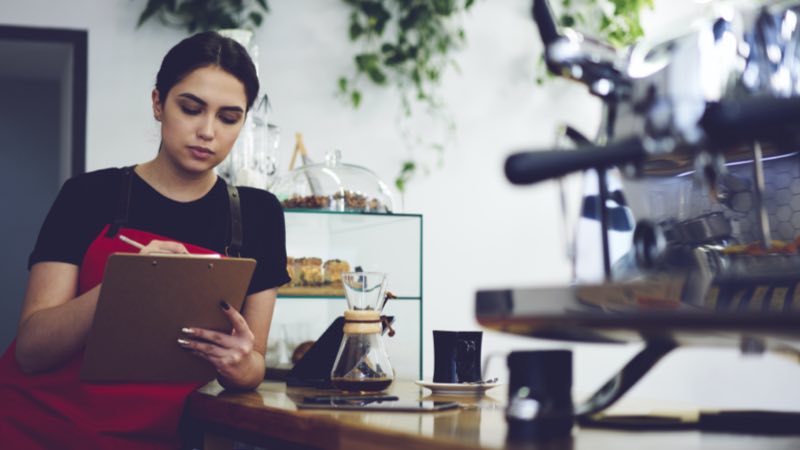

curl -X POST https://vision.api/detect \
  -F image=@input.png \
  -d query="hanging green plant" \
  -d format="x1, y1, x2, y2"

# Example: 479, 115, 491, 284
338, 0, 475, 110
338, 0, 476, 193
136, 0, 271, 33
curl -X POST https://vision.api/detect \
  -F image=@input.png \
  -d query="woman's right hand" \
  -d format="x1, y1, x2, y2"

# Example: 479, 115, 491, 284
139, 240, 189, 255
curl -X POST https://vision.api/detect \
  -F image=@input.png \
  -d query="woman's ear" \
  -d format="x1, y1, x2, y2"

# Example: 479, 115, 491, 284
151, 89, 163, 121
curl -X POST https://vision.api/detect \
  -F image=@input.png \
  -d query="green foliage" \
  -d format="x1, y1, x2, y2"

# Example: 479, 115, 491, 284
339, 0, 475, 111
339, 0, 475, 192
558, 0, 653, 48
137, 0, 270, 33
395, 160, 417, 192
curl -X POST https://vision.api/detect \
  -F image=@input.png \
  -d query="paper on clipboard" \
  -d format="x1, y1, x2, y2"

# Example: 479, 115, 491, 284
81, 253, 256, 382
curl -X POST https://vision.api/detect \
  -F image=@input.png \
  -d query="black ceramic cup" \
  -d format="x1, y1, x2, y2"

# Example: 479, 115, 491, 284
506, 350, 574, 441
432, 330, 483, 383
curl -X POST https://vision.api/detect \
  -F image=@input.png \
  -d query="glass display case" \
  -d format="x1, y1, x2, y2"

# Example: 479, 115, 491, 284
272, 151, 394, 213
267, 210, 423, 380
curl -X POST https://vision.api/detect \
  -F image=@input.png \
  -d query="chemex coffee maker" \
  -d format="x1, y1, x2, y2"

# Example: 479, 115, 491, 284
478, 0, 800, 436
286, 272, 396, 391
331, 272, 395, 392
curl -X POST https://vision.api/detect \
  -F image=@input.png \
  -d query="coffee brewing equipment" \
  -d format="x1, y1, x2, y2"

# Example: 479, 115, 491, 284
477, 0, 800, 418
331, 272, 395, 392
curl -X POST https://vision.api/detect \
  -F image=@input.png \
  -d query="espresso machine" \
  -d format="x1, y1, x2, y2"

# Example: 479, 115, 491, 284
477, 0, 800, 425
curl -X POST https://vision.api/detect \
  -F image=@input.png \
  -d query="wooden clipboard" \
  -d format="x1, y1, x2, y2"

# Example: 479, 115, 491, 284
81, 253, 256, 382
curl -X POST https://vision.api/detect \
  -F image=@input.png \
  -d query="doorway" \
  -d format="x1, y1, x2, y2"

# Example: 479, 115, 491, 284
0, 25, 86, 351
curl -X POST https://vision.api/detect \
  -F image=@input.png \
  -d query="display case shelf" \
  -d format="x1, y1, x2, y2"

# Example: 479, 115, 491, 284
269, 210, 423, 380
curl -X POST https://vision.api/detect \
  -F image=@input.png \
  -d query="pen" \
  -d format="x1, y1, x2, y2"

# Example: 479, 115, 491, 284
119, 234, 146, 250
117, 234, 219, 258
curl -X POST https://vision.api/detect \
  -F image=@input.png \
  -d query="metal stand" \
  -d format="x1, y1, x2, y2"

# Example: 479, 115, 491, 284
574, 340, 800, 434
597, 167, 613, 281
575, 338, 677, 417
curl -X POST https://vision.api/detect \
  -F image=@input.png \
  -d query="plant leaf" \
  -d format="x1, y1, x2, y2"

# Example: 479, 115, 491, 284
432, 0, 456, 16
355, 53, 380, 72
394, 160, 417, 193
250, 12, 263, 27
360, 1, 391, 34
137, 0, 163, 28
384, 52, 407, 66
401, 161, 416, 172
367, 67, 387, 84
138, 0, 272, 33
559, 13, 575, 27
338, 77, 348, 93
351, 90, 362, 108
255, 0, 269, 12
399, 4, 429, 30
349, 21, 364, 40
219, 12, 239, 30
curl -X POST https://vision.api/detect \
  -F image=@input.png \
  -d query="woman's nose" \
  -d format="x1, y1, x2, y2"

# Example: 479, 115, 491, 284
197, 116, 214, 141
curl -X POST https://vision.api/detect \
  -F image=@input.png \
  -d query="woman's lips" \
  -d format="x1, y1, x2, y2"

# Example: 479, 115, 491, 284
188, 146, 214, 160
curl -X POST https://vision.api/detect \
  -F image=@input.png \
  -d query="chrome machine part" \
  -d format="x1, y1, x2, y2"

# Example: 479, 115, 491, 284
487, 0, 800, 352
533, 0, 800, 168
514, 0, 800, 281
633, 220, 667, 269
618, 1, 800, 160
751, 141, 773, 246
533, 0, 629, 99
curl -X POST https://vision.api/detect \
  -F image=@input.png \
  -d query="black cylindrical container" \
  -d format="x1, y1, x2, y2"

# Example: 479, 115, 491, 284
506, 350, 574, 441
432, 331, 483, 383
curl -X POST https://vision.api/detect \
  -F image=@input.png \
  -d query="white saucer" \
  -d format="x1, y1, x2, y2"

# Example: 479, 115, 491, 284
414, 380, 502, 396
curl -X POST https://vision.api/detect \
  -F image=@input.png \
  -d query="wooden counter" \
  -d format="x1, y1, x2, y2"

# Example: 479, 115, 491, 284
184, 380, 800, 450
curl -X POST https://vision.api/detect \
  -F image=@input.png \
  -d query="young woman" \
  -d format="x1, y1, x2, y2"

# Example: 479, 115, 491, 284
0, 32, 289, 449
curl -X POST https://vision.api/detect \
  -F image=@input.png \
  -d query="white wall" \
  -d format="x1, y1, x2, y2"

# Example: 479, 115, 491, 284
3, 0, 799, 412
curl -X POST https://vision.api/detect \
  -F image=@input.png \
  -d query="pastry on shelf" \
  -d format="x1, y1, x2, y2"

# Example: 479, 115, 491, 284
281, 195, 332, 209
296, 257, 323, 286
286, 257, 299, 286
323, 259, 351, 285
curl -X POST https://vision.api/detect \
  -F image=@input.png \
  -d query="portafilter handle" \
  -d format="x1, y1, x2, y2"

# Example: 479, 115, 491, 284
505, 96, 800, 186
701, 96, 800, 148
505, 137, 645, 185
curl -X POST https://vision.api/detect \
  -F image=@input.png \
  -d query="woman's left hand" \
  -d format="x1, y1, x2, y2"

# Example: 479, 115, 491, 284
178, 300, 256, 381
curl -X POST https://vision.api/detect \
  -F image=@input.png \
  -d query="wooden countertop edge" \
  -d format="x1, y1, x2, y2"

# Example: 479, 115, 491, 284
186, 393, 335, 448
186, 390, 484, 450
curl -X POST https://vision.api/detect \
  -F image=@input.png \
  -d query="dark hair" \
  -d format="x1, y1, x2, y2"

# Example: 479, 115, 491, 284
155, 31, 259, 110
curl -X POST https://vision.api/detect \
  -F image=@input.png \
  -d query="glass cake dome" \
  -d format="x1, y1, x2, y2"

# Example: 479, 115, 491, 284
273, 150, 394, 213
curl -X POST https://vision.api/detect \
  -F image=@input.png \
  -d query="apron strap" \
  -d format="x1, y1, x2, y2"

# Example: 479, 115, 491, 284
225, 182, 243, 257
105, 166, 244, 256
105, 166, 134, 238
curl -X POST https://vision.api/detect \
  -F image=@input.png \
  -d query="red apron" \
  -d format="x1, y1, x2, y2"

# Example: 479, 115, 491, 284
0, 225, 221, 450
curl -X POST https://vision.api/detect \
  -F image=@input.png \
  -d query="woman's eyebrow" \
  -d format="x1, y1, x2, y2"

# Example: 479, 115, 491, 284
177, 93, 244, 113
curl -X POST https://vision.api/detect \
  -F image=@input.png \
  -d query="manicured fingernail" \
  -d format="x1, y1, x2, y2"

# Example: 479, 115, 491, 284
219, 300, 230, 310
177, 338, 191, 345
181, 327, 195, 334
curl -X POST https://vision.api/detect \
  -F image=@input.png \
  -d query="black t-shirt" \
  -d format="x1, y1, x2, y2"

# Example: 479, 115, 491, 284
29, 167, 290, 295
